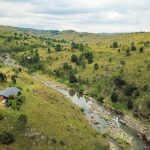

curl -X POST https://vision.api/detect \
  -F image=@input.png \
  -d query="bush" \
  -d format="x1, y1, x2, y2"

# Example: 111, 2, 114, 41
55, 44, 61, 51
0, 114, 4, 121
131, 43, 136, 51
112, 42, 118, 48
127, 100, 133, 109
139, 47, 144, 53
69, 74, 77, 83
147, 101, 150, 109
111, 92, 118, 103
126, 48, 130, 56
6, 95, 25, 110
0, 132, 15, 145
60, 140, 65, 146
0, 73, 7, 83
113, 77, 126, 87
94, 63, 99, 70
142, 85, 149, 92
97, 96, 104, 103
124, 84, 137, 96
71, 54, 78, 63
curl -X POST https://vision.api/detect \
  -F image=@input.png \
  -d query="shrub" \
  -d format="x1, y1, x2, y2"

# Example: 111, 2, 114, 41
0, 132, 15, 145
112, 42, 118, 48
111, 92, 118, 103
6, 95, 25, 110
11, 75, 17, 84
94, 63, 99, 70
127, 100, 133, 109
63, 63, 72, 70
131, 43, 136, 51
60, 140, 65, 146
113, 77, 126, 88
0, 73, 7, 83
124, 84, 137, 96
147, 101, 150, 109
142, 85, 149, 92
55, 44, 61, 51
85, 51, 93, 64
0, 114, 4, 121
126, 48, 130, 56
51, 138, 57, 145
97, 96, 104, 103
139, 47, 144, 53
69, 74, 77, 83
71, 54, 78, 63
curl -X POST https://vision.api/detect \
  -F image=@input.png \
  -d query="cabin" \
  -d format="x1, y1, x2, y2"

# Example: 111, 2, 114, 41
0, 87, 21, 104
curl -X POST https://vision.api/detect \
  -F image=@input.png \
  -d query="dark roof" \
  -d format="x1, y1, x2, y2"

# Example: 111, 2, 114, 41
0, 87, 21, 98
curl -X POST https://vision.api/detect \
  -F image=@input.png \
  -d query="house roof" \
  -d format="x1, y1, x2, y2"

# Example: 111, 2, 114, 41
0, 87, 21, 98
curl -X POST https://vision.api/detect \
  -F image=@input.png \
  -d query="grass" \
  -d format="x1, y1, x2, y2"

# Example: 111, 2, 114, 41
0, 64, 108, 150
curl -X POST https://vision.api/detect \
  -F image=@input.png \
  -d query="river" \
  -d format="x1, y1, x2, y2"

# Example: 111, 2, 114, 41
38, 78, 150, 150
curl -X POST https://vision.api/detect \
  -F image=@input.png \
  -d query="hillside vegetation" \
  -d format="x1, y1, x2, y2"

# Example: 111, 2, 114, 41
0, 25, 150, 148
0, 61, 108, 149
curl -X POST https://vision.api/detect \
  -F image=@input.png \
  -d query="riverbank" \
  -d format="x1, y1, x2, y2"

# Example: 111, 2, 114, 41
32, 75, 150, 150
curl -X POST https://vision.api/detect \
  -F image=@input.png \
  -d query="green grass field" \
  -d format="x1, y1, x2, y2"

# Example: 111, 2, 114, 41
0, 63, 108, 150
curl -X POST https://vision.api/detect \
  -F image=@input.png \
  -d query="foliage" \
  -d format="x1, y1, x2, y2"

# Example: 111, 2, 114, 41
6, 95, 25, 110
94, 63, 99, 70
111, 92, 118, 103
113, 77, 126, 88
112, 42, 118, 48
123, 84, 137, 96
55, 44, 62, 51
139, 47, 144, 53
0, 132, 15, 145
0, 73, 7, 83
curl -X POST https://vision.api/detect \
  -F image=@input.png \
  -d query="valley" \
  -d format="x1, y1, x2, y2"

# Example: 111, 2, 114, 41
0, 25, 150, 150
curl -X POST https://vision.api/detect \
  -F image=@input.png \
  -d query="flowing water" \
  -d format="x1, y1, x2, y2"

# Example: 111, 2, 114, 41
42, 80, 150, 150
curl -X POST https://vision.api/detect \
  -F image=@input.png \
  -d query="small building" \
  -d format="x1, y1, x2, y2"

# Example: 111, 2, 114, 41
0, 87, 21, 103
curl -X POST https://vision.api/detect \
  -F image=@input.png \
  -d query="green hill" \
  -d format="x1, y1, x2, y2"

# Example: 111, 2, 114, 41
0, 25, 150, 149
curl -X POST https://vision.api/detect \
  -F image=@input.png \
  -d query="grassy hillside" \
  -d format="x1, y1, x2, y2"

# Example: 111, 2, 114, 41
0, 62, 108, 149
0, 26, 150, 118
0, 25, 150, 148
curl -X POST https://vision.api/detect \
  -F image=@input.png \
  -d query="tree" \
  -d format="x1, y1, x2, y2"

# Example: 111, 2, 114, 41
69, 74, 77, 83
71, 42, 78, 50
124, 84, 137, 96
0, 132, 15, 145
71, 54, 78, 63
55, 44, 61, 51
111, 92, 118, 103
85, 51, 93, 64
97, 96, 104, 103
112, 42, 118, 48
131, 44, 136, 51
126, 48, 130, 56
11, 75, 17, 84
0, 73, 7, 83
94, 63, 99, 70
63, 63, 72, 70
127, 100, 133, 109
139, 47, 144, 53
47, 47, 51, 53
78, 43, 84, 51
113, 77, 126, 87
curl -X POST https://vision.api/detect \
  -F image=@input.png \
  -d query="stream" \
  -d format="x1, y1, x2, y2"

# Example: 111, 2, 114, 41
41, 79, 150, 150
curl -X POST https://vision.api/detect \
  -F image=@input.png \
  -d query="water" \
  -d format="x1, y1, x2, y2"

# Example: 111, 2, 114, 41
42, 80, 150, 150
